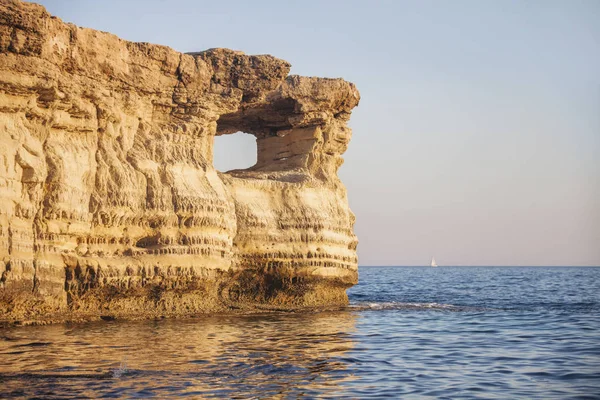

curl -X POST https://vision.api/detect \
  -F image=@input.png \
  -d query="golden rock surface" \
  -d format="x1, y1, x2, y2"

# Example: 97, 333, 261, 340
0, 0, 359, 324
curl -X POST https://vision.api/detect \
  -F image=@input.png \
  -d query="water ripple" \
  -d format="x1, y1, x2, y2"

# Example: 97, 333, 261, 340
0, 267, 599, 398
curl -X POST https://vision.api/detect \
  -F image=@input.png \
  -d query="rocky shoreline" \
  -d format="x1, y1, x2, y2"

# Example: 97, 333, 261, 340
0, 0, 359, 324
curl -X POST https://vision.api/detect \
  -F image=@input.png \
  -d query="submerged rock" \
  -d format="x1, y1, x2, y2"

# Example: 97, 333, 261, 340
0, 0, 359, 324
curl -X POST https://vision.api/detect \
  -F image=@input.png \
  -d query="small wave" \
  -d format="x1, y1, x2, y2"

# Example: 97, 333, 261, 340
16, 342, 52, 348
112, 358, 128, 379
349, 301, 489, 312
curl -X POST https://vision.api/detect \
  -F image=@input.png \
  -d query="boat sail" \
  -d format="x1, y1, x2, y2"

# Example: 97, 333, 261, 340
430, 257, 438, 268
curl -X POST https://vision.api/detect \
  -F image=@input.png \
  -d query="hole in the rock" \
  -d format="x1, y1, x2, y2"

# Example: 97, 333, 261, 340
213, 131, 257, 172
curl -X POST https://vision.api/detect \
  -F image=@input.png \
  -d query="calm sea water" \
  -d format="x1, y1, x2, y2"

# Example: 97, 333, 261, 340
1, 266, 599, 399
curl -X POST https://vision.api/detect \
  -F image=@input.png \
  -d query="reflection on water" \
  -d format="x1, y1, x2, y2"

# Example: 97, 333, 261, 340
2, 267, 600, 398
0, 311, 358, 398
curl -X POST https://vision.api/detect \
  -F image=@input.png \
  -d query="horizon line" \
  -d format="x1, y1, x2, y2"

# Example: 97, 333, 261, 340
359, 265, 600, 268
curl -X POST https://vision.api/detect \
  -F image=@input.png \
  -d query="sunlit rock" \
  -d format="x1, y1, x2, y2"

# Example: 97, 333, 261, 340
0, 0, 359, 324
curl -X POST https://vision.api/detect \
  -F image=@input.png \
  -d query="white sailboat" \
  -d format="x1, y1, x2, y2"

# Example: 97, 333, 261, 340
430, 257, 438, 268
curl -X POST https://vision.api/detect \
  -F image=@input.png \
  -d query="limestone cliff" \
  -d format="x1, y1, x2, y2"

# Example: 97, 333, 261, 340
0, 0, 359, 324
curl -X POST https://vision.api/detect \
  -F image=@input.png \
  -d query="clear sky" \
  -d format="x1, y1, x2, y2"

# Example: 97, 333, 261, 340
35, 0, 600, 266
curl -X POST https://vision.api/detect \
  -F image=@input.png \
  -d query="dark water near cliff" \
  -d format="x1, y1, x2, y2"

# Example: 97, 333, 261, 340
1, 266, 600, 399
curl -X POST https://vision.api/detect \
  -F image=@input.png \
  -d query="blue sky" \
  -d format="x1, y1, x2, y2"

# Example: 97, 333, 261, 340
36, 0, 600, 266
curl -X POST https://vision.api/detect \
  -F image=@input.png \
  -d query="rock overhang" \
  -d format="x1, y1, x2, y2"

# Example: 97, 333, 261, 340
0, 0, 360, 324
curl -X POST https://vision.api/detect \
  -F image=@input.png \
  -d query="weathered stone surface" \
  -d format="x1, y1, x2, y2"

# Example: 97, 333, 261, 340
0, 0, 359, 324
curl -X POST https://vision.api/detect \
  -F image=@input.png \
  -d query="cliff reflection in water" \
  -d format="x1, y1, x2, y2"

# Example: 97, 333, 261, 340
0, 311, 357, 398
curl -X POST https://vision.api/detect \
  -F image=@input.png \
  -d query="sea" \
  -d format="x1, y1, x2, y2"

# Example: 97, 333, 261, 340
1, 266, 599, 399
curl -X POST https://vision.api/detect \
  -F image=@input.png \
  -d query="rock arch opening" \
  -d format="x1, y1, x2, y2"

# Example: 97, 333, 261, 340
213, 131, 257, 172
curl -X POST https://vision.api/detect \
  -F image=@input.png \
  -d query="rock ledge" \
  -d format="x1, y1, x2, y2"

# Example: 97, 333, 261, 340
0, 0, 359, 324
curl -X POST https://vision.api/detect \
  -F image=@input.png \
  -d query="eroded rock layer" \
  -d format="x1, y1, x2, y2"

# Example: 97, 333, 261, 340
0, 0, 359, 324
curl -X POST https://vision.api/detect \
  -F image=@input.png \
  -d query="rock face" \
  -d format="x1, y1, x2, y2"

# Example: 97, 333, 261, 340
0, 0, 359, 324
